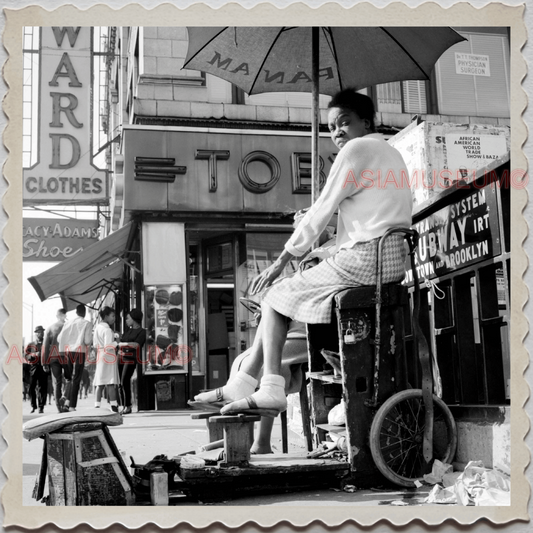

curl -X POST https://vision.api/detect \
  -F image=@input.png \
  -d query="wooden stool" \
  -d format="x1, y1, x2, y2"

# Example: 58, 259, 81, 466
211, 414, 261, 466
191, 412, 260, 466
40, 421, 134, 505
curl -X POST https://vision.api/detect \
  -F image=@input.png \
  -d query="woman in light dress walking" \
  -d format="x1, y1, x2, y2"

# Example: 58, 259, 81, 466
93, 306, 120, 412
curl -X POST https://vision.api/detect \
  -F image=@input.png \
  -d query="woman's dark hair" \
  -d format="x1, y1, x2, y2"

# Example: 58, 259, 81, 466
128, 308, 143, 324
99, 306, 115, 321
328, 89, 376, 132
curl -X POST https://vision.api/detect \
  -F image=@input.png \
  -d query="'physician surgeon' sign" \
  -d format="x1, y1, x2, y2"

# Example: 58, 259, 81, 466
23, 27, 108, 205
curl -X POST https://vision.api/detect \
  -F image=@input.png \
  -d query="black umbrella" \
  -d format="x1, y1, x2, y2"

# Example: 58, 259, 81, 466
184, 27, 466, 201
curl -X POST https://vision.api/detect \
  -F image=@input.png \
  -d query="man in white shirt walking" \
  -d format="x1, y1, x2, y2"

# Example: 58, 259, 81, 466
42, 308, 67, 413
57, 304, 93, 412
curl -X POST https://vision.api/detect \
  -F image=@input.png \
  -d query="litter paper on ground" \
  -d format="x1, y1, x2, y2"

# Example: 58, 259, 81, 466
425, 460, 511, 506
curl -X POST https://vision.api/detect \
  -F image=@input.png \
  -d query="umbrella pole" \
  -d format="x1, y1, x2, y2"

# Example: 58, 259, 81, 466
311, 26, 320, 207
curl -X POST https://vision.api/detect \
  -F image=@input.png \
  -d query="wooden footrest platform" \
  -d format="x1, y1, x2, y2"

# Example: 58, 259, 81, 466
179, 453, 350, 502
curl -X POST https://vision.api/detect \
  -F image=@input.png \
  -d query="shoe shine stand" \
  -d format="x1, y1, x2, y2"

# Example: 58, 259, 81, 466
181, 230, 457, 502
180, 276, 405, 502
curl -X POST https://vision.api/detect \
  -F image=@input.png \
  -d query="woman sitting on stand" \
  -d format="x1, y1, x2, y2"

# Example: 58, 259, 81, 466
196, 89, 413, 418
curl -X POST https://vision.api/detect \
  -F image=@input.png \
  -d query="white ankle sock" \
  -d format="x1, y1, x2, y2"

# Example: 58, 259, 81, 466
194, 370, 258, 403
221, 374, 287, 414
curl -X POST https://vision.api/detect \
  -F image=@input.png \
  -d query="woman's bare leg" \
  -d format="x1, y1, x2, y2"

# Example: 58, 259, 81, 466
194, 321, 265, 403
95, 385, 103, 407
260, 303, 287, 376
107, 384, 118, 411
238, 320, 265, 378
106, 384, 116, 402
221, 302, 288, 415
251, 417, 275, 454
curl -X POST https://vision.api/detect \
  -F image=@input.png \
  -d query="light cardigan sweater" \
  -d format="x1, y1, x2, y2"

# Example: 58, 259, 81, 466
285, 133, 413, 257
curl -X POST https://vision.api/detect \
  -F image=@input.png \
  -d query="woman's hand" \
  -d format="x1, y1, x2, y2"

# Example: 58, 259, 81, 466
250, 261, 285, 295
118, 342, 139, 355
250, 249, 295, 295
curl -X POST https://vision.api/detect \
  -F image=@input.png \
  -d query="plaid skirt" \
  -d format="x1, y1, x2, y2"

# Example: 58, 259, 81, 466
262, 234, 407, 324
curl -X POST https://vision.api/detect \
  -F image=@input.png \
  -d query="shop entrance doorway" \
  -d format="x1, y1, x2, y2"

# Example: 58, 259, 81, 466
187, 228, 294, 398
201, 234, 239, 393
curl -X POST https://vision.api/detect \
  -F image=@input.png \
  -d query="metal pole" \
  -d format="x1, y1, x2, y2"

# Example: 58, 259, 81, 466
23, 302, 34, 341
311, 27, 320, 206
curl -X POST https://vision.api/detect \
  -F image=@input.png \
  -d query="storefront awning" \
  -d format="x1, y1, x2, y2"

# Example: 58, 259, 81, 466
28, 222, 137, 312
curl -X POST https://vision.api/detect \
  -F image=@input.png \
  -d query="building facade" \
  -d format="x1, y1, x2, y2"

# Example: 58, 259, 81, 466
92, 26, 510, 467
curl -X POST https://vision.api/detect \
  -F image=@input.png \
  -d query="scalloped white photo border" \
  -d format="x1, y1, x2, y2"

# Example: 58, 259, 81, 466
1, 2, 529, 529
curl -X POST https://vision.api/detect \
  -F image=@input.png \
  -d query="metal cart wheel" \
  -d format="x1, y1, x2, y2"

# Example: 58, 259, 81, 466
369, 389, 457, 488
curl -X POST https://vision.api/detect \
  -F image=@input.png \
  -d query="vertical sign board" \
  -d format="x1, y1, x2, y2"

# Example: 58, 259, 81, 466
23, 27, 108, 205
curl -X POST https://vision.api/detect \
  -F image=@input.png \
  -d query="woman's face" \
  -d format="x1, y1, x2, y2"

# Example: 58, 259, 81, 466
105, 312, 116, 326
126, 314, 133, 327
327, 106, 370, 150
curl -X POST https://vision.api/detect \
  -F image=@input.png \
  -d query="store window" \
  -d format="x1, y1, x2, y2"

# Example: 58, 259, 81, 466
372, 81, 429, 115
402, 80, 428, 114
142, 222, 190, 376
375, 82, 402, 114
144, 284, 188, 374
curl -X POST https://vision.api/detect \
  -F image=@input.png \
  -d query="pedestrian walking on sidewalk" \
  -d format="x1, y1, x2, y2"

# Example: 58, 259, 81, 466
79, 367, 90, 399
42, 308, 67, 413
57, 304, 93, 412
93, 306, 120, 412
117, 308, 146, 415
25, 325, 47, 413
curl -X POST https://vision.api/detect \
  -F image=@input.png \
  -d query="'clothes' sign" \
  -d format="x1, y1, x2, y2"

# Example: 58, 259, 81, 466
23, 218, 99, 261
23, 27, 108, 205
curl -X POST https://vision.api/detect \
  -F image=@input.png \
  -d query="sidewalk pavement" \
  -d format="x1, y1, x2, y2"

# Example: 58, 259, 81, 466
22, 394, 433, 506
